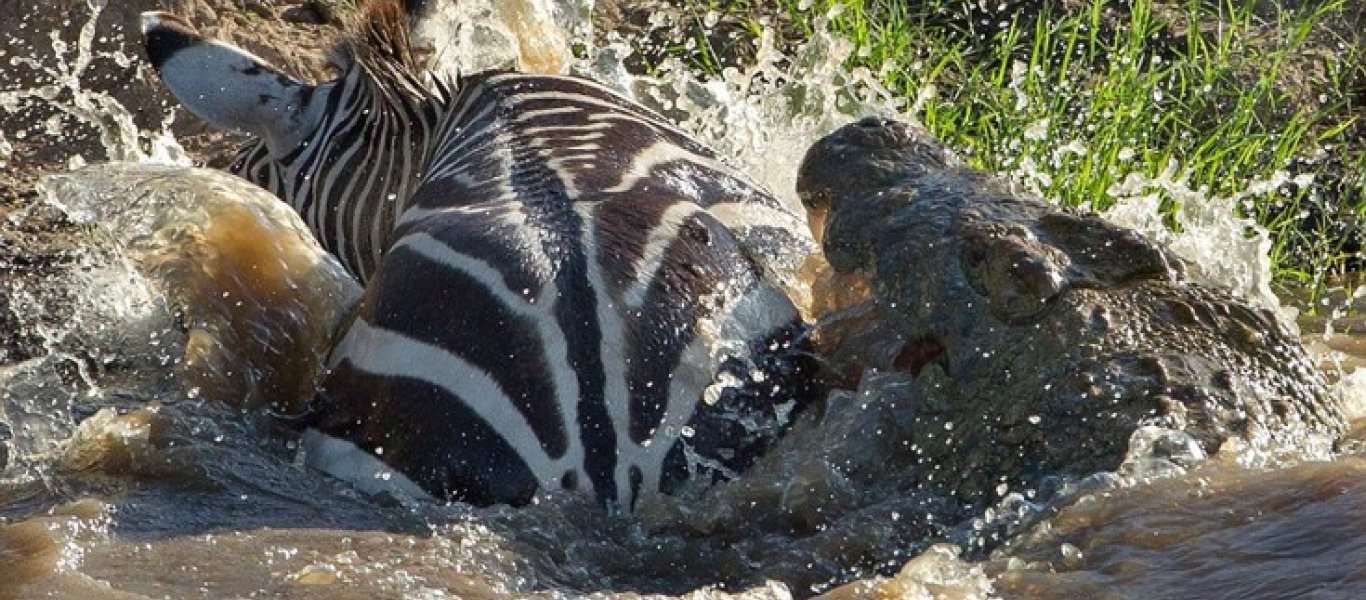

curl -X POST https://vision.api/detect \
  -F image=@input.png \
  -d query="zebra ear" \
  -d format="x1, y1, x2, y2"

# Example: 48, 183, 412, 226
141, 11, 323, 157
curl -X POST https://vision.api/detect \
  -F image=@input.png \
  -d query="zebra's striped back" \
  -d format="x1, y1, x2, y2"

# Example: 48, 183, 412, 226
144, 2, 817, 509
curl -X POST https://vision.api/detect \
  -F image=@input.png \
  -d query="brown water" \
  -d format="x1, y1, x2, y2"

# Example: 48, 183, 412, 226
3, 2, 1366, 599
989, 453, 1366, 599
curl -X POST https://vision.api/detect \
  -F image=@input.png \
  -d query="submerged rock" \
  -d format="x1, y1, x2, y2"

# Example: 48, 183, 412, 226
795, 118, 1345, 504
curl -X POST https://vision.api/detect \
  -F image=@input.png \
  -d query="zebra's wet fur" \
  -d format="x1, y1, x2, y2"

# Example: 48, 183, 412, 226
142, 0, 818, 510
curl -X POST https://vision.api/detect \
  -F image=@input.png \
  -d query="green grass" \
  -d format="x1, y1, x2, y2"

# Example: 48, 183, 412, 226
661, 0, 1365, 307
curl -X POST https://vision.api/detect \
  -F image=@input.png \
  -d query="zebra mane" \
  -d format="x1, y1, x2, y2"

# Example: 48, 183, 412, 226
339, 0, 447, 103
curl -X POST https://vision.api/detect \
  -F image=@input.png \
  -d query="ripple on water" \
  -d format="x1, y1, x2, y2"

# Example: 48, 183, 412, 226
986, 452, 1366, 599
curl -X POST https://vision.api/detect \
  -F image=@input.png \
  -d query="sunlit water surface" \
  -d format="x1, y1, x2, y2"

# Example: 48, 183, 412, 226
2, 1, 1365, 599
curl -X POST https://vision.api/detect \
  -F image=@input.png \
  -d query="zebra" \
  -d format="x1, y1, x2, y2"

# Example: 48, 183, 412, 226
141, 0, 819, 510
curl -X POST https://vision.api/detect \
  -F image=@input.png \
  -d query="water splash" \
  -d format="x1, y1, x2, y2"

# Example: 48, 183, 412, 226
818, 544, 997, 600
577, 10, 906, 214
39, 163, 362, 411
1102, 160, 1305, 322
2, 163, 359, 489
412, 0, 593, 77
0, 0, 189, 166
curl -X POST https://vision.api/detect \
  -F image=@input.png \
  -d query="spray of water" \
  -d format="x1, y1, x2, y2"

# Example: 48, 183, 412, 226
576, 10, 906, 214
0, 0, 188, 166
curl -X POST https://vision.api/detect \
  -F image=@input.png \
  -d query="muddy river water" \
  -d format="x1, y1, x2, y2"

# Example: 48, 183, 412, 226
3, 1, 1365, 599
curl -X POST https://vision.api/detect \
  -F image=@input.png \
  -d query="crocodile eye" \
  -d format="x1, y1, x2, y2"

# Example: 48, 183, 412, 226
844, 117, 912, 151
856, 116, 888, 129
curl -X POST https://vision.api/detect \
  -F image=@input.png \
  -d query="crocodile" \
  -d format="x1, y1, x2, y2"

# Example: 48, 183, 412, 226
794, 117, 1346, 503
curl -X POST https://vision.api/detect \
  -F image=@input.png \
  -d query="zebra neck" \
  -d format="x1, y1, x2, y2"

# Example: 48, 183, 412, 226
279, 70, 446, 282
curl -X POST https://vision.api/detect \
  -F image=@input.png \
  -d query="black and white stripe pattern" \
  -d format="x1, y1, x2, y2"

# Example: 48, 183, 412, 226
146, 2, 815, 509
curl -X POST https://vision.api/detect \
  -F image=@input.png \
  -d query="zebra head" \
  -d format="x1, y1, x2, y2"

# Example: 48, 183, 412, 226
142, 2, 442, 279
140, 11, 328, 157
